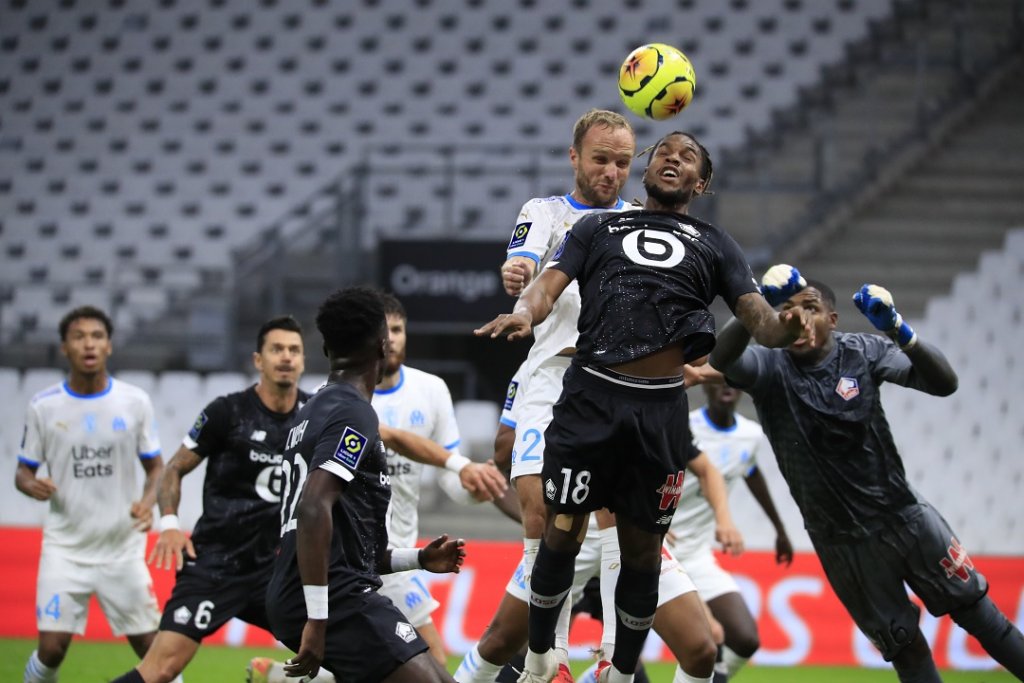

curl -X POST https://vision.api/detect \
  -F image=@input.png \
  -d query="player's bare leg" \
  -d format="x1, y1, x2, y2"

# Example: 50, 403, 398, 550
126, 631, 157, 659
706, 592, 758, 676
24, 631, 72, 683
653, 592, 718, 683
417, 621, 449, 667
383, 651, 457, 682
119, 631, 197, 683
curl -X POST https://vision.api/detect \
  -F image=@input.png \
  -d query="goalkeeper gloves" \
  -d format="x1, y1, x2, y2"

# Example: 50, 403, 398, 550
760, 264, 806, 307
852, 284, 918, 349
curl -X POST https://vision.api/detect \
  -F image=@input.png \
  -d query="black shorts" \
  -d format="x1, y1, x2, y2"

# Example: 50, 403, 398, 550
812, 502, 988, 661
271, 590, 428, 683
541, 363, 696, 533
160, 566, 271, 641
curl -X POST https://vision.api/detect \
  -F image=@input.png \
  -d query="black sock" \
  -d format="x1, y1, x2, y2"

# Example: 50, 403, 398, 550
951, 596, 1024, 677
609, 563, 659, 676
497, 651, 526, 682
527, 540, 577, 654
109, 669, 145, 683
634, 662, 652, 683
712, 644, 729, 682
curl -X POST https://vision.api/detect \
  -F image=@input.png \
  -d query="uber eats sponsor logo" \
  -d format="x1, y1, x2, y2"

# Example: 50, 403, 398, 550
71, 445, 114, 478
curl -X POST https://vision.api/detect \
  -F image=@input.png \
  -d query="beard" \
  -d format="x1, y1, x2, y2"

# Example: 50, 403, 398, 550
643, 177, 695, 208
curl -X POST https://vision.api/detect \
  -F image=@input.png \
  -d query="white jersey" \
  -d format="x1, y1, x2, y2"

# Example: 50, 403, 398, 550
18, 378, 161, 563
372, 365, 462, 549
500, 361, 528, 430
506, 194, 630, 377
670, 407, 769, 558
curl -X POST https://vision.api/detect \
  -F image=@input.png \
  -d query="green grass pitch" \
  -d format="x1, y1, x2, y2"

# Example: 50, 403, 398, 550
0, 638, 1017, 682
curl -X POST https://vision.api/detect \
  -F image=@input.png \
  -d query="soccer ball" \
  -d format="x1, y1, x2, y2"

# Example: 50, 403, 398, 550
618, 43, 696, 120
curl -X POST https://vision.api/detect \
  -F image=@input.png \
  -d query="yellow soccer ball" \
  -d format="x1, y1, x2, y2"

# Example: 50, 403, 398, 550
618, 43, 696, 120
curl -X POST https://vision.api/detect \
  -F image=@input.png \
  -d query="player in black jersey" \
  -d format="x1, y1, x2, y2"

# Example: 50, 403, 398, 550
709, 271, 1024, 683
110, 317, 309, 683
266, 286, 465, 683
477, 131, 811, 683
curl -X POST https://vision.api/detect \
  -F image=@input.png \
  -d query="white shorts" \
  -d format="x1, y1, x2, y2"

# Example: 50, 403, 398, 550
504, 525, 695, 608
36, 550, 160, 636
378, 570, 441, 627
510, 356, 571, 480
675, 546, 740, 602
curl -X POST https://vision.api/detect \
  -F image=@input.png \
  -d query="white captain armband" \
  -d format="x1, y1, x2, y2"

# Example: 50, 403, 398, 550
303, 585, 329, 620
389, 547, 422, 573
444, 453, 471, 474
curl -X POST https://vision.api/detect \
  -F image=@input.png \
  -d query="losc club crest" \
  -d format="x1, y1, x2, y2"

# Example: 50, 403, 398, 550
395, 621, 417, 643
835, 376, 860, 401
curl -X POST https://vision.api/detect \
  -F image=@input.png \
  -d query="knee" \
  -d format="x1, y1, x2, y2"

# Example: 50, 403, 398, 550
680, 634, 718, 677
725, 627, 760, 658
478, 622, 523, 664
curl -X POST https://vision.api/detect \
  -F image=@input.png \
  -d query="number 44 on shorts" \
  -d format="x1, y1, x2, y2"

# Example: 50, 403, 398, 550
545, 468, 592, 505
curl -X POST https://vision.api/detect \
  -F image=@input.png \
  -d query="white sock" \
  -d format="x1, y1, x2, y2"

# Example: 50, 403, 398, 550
553, 595, 572, 667
522, 537, 540, 582
453, 643, 504, 683
598, 526, 620, 662
722, 645, 749, 676
605, 663, 635, 683
170, 675, 185, 683
672, 665, 712, 683
24, 651, 57, 683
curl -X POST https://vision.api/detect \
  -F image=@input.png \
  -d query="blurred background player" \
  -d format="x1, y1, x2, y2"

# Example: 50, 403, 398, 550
16, 306, 165, 683
668, 382, 793, 679
265, 286, 465, 682
109, 317, 310, 683
374, 292, 506, 664
477, 131, 810, 683
456, 108, 636, 683
709, 270, 1024, 682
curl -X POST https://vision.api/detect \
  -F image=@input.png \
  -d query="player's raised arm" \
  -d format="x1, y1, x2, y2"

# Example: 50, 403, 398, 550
149, 445, 203, 570
381, 534, 466, 576
380, 425, 507, 501
474, 267, 571, 341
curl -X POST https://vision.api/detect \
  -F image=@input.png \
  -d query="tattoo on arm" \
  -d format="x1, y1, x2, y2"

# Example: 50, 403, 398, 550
158, 447, 202, 514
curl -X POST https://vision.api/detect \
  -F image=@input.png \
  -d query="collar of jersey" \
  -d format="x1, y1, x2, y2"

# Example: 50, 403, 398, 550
701, 406, 737, 433
374, 366, 405, 395
563, 194, 625, 211
63, 378, 113, 399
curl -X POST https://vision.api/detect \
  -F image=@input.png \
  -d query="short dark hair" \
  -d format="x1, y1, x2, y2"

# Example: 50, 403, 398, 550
59, 305, 113, 341
644, 131, 714, 189
256, 315, 303, 352
804, 278, 837, 311
316, 286, 386, 358
379, 291, 407, 321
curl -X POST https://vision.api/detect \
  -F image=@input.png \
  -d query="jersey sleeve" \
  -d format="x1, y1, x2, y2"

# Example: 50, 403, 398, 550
182, 396, 229, 458
863, 333, 913, 385
721, 345, 775, 400
500, 364, 526, 428
429, 377, 462, 454
312, 401, 381, 483
744, 431, 771, 478
715, 230, 760, 311
505, 199, 555, 267
136, 392, 162, 459
17, 402, 44, 467
550, 213, 598, 281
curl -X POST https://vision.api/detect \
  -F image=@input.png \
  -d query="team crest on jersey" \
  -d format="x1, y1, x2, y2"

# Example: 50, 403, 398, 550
835, 377, 860, 401
395, 621, 417, 643
410, 410, 425, 427
507, 221, 532, 250
188, 412, 208, 441
504, 381, 519, 411
333, 426, 368, 468
112, 416, 127, 432
82, 413, 97, 433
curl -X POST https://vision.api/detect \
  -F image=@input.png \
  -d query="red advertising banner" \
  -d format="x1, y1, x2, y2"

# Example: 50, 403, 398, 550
1, 528, 1021, 670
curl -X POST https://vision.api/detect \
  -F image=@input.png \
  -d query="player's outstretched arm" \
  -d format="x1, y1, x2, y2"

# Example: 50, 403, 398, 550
149, 445, 202, 570
744, 468, 793, 566
474, 268, 571, 341
687, 452, 744, 556
14, 461, 57, 501
852, 284, 958, 396
132, 454, 165, 532
501, 256, 538, 296
381, 535, 466, 576
380, 426, 507, 501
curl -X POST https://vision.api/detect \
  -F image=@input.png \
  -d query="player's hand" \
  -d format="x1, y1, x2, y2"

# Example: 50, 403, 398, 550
474, 312, 533, 341
501, 258, 534, 296
760, 263, 806, 307
285, 619, 326, 680
664, 529, 679, 546
779, 305, 814, 348
22, 477, 58, 501
715, 523, 745, 556
130, 500, 154, 531
419, 534, 466, 574
682, 363, 724, 388
775, 532, 794, 567
852, 284, 917, 347
148, 529, 197, 571
459, 461, 508, 502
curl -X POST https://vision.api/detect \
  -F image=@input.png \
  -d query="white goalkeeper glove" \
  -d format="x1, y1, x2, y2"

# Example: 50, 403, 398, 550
852, 284, 918, 349
760, 264, 806, 307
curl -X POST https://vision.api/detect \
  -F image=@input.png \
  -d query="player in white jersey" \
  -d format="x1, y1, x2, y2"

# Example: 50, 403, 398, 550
669, 382, 794, 678
15, 306, 165, 683
374, 293, 507, 665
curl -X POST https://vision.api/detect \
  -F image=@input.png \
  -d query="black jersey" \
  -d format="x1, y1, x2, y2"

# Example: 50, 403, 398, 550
551, 209, 759, 366
268, 381, 390, 629
184, 385, 310, 577
724, 332, 921, 540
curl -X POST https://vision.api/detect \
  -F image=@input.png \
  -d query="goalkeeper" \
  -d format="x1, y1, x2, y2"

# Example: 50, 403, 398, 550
707, 266, 1024, 683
